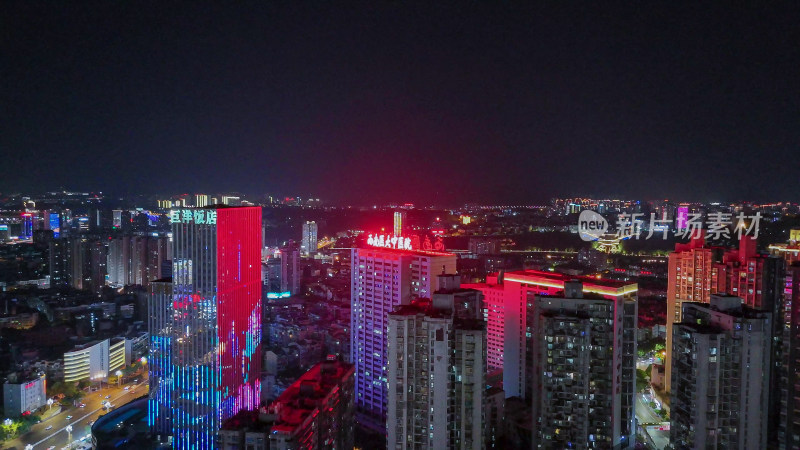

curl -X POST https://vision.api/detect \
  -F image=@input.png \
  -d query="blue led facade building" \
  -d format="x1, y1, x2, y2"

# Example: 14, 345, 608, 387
148, 206, 262, 449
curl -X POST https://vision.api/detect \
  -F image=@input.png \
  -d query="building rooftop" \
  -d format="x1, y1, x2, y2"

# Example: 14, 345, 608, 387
503, 270, 637, 297
220, 409, 274, 432
268, 360, 354, 434
355, 245, 455, 258
67, 339, 106, 352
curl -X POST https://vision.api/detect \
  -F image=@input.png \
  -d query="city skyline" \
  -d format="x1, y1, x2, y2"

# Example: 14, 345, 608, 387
2, 3, 799, 449
4, 4, 799, 203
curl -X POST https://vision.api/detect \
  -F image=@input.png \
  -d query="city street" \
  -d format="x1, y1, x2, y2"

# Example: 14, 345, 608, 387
636, 393, 662, 424
4, 376, 148, 450
637, 392, 670, 450
644, 424, 670, 450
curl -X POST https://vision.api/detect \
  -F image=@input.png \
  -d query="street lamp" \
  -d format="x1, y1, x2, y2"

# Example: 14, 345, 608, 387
47, 398, 54, 410
116, 370, 123, 387
65, 424, 73, 449
3, 418, 12, 426
25, 445, 33, 450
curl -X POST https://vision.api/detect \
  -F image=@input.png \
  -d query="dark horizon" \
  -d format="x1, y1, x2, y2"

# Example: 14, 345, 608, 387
3, 3, 799, 204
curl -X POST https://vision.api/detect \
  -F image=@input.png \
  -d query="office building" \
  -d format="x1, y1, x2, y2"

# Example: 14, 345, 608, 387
350, 246, 456, 431
221, 195, 241, 206
529, 280, 637, 449
195, 194, 209, 207
3, 374, 46, 417
148, 206, 262, 449
671, 294, 772, 449
393, 210, 406, 236
301, 221, 318, 256
280, 241, 300, 295
387, 281, 486, 449
266, 359, 355, 450
49, 238, 68, 286
64, 338, 127, 383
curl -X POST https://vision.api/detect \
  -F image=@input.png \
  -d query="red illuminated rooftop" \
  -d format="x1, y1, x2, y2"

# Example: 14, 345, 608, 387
268, 360, 354, 434
503, 270, 638, 297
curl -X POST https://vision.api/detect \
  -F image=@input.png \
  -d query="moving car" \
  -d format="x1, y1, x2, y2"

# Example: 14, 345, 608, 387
45, 425, 53, 430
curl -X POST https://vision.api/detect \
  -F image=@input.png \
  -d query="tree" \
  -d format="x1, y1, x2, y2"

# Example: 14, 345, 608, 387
47, 381, 83, 402
636, 369, 650, 392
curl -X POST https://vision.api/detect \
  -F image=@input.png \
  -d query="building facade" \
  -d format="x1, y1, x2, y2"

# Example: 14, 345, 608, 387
64, 339, 126, 383
301, 221, 318, 256
148, 278, 173, 438
3, 374, 46, 417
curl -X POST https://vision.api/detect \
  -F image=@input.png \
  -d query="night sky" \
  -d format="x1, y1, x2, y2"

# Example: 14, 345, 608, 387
3, 3, 799, 204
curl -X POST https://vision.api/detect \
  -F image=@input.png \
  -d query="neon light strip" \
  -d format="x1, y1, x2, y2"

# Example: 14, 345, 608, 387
503, 275, 638, 297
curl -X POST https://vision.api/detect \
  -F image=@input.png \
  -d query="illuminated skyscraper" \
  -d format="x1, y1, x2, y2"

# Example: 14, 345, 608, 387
350, 245, 456, 431
149, 206, 262, 449
301, 221, 318, 255
393, 210, 406, 236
